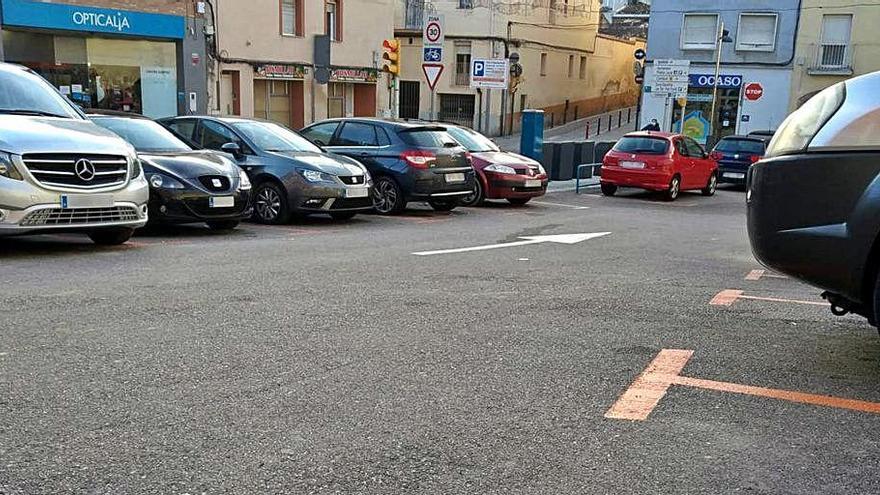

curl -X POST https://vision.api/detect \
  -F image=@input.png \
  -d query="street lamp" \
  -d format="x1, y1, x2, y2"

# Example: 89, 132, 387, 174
708, 21, 734, 144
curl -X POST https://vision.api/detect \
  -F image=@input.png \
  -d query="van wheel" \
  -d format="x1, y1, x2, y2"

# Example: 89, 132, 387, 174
702, 173, 718, 196
600, 183, 617, 196
665, 176, 681, 201
88, 228, 134, 246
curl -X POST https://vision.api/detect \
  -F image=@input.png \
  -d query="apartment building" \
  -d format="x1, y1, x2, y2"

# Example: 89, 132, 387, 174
640, 0, 799, 144
207, 0, 393, 129
0, 0, 208, 117
395, 0, 644, 136
790, 0, 880, 110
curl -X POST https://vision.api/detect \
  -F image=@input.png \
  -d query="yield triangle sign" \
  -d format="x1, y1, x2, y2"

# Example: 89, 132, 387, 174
422, 63, 444, 91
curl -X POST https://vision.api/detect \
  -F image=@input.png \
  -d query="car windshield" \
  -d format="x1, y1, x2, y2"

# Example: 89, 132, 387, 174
714, 139, 765, 154
233, 121, 322, 153
400, 129, 460, 148
445, 126, 499, 152
0, 68, 81, 119
613, 136, 669, 155
91, 117, 192, 152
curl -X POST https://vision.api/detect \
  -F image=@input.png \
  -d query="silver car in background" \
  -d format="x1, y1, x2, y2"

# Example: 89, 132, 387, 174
0, 63, 148, 245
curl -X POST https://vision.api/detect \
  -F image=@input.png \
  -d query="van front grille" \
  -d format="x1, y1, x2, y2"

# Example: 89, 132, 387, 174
22, 153, 128, 190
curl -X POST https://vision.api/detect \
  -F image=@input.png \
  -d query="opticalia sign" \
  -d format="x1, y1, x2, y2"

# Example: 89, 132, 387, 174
688, 74, 743, 89
72, 11, 130, 31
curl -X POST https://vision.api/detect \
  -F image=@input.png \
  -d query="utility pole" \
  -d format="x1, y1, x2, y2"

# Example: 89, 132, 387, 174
709, 21, 732, 144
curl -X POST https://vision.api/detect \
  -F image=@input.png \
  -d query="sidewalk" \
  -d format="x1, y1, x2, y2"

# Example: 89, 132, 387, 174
494, 106, 638, 153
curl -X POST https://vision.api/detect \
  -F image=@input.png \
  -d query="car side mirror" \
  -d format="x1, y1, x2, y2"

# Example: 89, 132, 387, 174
221, 142, 244, 160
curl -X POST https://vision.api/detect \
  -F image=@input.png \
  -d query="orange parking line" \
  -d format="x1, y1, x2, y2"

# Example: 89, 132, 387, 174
738, 294, 827, 306
604, 349, 693, 421
606, 349, 880, 422
709, 289, 743, 306
745, 269, 764, 281
673, 376, 880, 415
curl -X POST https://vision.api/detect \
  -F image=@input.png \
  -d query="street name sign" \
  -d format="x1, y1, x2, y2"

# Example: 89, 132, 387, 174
653, 59, 690, 97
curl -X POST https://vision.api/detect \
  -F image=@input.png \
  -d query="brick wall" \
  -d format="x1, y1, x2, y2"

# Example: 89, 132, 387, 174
38, 0, 190, 16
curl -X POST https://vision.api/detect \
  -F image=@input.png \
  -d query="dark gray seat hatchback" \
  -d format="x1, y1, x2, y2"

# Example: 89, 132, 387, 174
301, 118, 475, 214
160, 116, 373, 224
747, 71, 880, 326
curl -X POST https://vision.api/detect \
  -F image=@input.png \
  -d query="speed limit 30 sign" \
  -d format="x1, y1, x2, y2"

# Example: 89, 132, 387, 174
423, 14, 444, 47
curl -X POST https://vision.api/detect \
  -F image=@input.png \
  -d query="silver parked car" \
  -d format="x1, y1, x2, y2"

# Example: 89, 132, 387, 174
0, 63, 148, 245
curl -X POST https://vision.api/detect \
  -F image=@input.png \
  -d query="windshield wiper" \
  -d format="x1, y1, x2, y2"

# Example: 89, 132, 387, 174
0, 109, 70, 118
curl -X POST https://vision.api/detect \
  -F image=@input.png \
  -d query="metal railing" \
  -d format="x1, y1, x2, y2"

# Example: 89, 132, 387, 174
811, 43, 852, 72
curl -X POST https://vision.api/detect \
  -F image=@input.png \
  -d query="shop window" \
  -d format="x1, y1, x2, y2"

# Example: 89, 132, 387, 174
270, 80, 290, 96
567, 55, 574, 78
325, 0, 342, 42
681, 13, 719, 50
337, 122, 378, 146
736, 13, 778, 52
281, 0, 303, 36
328, 82, 345, 118
540, 53, 547, 76
579, 56, 587, 79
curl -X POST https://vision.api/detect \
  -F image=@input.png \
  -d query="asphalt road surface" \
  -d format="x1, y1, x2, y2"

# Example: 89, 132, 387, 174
2, 186, 879, 494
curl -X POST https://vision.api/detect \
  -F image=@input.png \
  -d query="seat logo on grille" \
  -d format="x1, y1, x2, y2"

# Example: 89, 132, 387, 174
74, 159, 96, 182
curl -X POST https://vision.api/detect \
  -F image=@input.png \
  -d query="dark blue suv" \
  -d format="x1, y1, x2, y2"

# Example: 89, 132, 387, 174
300, 118, 475, 214
710, 135, 767, 186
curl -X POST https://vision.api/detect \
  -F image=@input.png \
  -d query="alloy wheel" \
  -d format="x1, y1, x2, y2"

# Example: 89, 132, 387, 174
256, 186, 281, 221
373, 179, 398, 214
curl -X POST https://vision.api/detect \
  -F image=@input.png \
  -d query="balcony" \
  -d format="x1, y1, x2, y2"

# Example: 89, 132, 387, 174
808, 43, 854, 76
404, 0, 427, 30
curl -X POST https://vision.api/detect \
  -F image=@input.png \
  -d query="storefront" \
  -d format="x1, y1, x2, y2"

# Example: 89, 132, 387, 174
328, 67, 378, 118
0, 0, 194, 119
253, 64, 307, 129
642, 65, 792, 146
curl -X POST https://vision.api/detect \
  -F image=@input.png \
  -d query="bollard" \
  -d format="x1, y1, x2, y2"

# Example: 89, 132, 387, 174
585, 122, 590, 139
618, 110, 622, 128
628, 108, 632, 123
608, 114, 612, 132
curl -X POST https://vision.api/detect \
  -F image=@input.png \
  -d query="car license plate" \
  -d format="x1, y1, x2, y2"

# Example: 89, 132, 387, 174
445, 173, 465, 183
525, 179, 541, 188
209, 196, 235, 208
345, 187, 369, 198
724, 172, 745, 179
620, 161, 645, 169
60, 194, 113, 209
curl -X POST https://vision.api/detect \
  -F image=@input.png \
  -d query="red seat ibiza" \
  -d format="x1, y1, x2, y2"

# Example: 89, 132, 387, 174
600, 132, 718, 201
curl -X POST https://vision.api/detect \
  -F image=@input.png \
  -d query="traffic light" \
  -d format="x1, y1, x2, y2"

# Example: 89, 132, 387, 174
382, 39, 400, 75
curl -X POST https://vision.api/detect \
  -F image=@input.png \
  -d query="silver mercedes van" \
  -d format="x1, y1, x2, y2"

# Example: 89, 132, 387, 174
0, 63, 148, 245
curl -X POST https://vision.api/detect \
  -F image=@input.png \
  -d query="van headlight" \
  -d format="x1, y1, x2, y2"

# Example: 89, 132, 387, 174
0, 153, 23, 181
238, 169, 252, 191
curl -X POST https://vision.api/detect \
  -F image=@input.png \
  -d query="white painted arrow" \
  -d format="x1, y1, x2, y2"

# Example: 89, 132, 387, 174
412, 232, 611, 256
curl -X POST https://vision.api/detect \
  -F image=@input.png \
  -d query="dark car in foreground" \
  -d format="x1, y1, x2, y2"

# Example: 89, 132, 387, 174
710, 135, 767, 186
442, 124, 548, 206
90, 112, 251, 231
300, 118, 474, 214
748, 71, 880, 326
160, 116, 372, 223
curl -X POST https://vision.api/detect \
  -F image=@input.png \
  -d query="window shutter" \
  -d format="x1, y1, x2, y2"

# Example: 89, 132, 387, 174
683, 14, 718, 48
738, 14, 776, 50
822, 15, 852, 45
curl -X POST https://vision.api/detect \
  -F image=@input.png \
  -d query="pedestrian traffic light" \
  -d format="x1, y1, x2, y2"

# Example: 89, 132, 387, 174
382, 39, 400, 75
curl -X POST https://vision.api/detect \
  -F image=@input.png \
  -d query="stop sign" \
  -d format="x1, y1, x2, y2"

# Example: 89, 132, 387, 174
745, 82, 764, 101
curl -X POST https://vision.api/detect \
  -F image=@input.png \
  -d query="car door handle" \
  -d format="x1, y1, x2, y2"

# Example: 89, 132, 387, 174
358, 152, 369, 157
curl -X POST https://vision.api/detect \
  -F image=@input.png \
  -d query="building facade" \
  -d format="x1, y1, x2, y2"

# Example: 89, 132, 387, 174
790, 0, 880, 110
207, 0, 394, 130
0, 0, 208, 118
395, 0, 644, 136
640, 0, 799, 144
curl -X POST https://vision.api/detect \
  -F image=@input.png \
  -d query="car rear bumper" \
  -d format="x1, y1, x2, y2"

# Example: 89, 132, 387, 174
747, 152, 880, 304
407, 167, 475, 200
717, 163, 750, 184
600, 166, 671, 190
483, 172, 548, 199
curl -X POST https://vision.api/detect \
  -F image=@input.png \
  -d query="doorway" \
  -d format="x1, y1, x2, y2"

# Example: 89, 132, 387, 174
399, 80, 420, 119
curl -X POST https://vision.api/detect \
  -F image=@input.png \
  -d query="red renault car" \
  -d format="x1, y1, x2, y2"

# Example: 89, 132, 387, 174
601, 132, 718, 201
444, 125, 548, 206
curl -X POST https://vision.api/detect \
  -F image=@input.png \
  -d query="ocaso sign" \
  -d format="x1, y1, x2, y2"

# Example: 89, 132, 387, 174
688, 74, 743, 89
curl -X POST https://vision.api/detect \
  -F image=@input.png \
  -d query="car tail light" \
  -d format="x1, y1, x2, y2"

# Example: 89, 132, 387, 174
400, 150, 436, 169
710, 151, 723, 161
749, 154, 762, 164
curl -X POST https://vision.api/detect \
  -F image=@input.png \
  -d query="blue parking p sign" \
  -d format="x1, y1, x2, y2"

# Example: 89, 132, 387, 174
473, 60, 486, 77
423, 47, 443, 62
